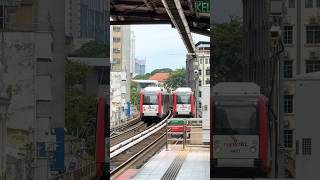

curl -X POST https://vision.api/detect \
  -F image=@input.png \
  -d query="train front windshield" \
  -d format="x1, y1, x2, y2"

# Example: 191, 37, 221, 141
214, 99, 258, 135
143, 95, 158, 105
177, 94, 190, 104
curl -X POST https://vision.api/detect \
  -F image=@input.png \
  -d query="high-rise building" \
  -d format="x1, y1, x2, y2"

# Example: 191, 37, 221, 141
135, 58, 146, 75
1, 0, 66, 179
65, 0, 107, 48
130, 31, 136, 75
196, 41, 210, 87
110, 25, 133, 125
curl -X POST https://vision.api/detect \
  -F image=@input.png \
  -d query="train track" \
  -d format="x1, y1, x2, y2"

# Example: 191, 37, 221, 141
110, 114, 140, 134
110, 121, 148, 146
110, 112, 172, 180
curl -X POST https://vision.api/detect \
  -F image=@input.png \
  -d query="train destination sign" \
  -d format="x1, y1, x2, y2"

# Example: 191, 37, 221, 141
195, 0, 210, 13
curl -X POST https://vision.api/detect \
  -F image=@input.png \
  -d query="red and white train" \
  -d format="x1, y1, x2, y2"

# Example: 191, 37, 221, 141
139, 87, 172, 124
211, 82, 271, 176
173, 87, 195, 118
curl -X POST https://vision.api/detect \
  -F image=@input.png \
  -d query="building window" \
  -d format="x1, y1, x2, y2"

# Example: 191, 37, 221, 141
199, 102, 202, 109
206, 68, 210, 75
317, 0, 320, 7
0, 6, 5, 29
302, 138, 312, 155
113, 37, 120, 42
205, 78, 210, 85
306, 26, 320, 44
113, 26, 121, 32
199, 80, 202, 86
306, 60, 320, 73
199, 69, 202, 76
284, 130, 293, 148
284, 26, 293, 44
113, 48, 120, 53
289, 0, 295, 8
205, 58, 209, 64
284, 61, 293, 78
199, 91, 202, 98
284, 95, 293, 113
305, 0, 313, 8
204, 105, 208, 111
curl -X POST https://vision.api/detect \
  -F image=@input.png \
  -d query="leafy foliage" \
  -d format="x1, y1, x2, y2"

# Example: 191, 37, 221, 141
73, 41, 108, 57
65, 60, 93, 88
212, 18, 243, 84
150, 68, 173, 76
130, 81, 139, 106
133, 73, 151, 80
65, 60, 96, 155
164, 68, 187, 91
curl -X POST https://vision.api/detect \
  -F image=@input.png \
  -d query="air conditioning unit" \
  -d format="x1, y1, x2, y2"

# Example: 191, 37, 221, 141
309, 51, 318, 59
284, 51, 290, 59
284, 120, 290, 128
309, 17, 317, 24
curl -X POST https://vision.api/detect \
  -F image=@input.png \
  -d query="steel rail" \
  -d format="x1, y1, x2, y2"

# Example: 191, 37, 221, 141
110, 111, 171, 154
110, 132, 166, 180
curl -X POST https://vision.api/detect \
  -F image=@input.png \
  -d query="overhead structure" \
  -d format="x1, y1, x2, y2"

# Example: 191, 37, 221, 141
110, 0, 210, 53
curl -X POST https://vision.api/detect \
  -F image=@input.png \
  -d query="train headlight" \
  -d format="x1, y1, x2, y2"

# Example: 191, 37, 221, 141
250, 146, 257, 153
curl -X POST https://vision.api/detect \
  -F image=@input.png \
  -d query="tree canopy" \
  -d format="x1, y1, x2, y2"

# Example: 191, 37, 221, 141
164, 68, 187, 91
212, 18, 243, 84
73, 41, 108, 58
65, 60, 96, 155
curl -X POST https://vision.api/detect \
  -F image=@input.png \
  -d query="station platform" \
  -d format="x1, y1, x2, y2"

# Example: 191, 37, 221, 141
118, 145, 210, 180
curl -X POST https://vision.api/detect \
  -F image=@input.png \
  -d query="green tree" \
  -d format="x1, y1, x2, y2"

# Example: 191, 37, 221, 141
74, 41, 108, 57
212, 17, 243, 84
65, 60, 93, 88
150, 68, 173, 76
164, 68, 187, 91
130, 81, 139, 106
133, 73, 151, 80
65, 60, 96, 155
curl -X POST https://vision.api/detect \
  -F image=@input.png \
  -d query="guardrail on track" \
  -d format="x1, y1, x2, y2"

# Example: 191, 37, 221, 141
51, 162, 96, 180
110, 114, 140, 131
110, 112, 171, 158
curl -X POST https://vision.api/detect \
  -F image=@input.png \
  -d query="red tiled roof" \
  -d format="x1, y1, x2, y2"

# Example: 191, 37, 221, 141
148, 72, 170, 82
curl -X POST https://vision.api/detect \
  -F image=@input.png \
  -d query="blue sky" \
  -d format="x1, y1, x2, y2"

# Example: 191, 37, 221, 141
132, 25, 209, 73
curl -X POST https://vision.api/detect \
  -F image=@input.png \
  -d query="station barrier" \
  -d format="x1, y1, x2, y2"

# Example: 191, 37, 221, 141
166, 118, 209, 150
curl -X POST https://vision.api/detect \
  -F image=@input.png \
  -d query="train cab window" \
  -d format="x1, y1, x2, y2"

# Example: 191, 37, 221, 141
177, 95, 191, 104
143, 95, 158, 105
214, 105, 258, 135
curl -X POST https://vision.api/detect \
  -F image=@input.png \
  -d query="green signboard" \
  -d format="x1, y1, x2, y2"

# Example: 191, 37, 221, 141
195, 0, 210, 13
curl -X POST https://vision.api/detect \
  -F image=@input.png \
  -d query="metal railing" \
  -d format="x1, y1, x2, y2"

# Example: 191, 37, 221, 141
51, 162, 96, 180
166, 118, 209, 150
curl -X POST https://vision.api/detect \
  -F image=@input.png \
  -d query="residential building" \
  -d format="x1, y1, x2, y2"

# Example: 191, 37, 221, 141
280, 0, 320, 170
110, 25, 133, 125
1, 0, 66, 179
130, 32, 136, 75
186, 41, 210, 91
198, 85, 210, 144
135, 58, 146, 75
196, 41, 210, 87
148, 72, 170, 87
65, 0, 107, 48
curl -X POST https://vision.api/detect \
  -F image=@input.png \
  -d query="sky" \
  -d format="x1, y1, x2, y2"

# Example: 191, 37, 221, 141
132, 25, 209, 73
